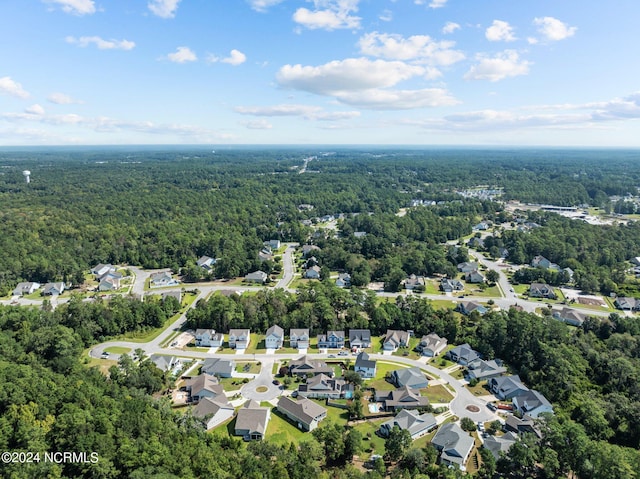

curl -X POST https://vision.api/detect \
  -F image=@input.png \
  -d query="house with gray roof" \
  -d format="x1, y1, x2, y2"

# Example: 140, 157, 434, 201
531, 255, 559, 271
484, 432, 518, 460
317, 330, 345, 349
418, 333, 447, 357
91, 263, 116, 279
349, 329, 371, 349
378, 409, 437, 440
512, 390, 553, 418
552, 307, 587, 327
403, 274, 425, 290
440, 278, 464, 293
354, 351, 376, 378
196, 255, 216, 271
150, 271, 179, 287
150, 355, 182, 373
383, 330, 410, 351
390, 367, 428, 389
457, 262, 479, 273
12, 282, 40, 296
457, 301, 488, 316
42, 282, 65, 296
98, 272, 122, 291
234, 400, 270, 441
192, 396, 234, 430
447, 343, 480, 365
505, 414, 540, 437
431, 422, 475, 470
289, 329, 310, 349
228, 329, 250, 349
289, 356, 334, 377
185, 374, 224, 403
614, 296, 640, 311
489, 375, 529, 400
297, 374, 353, 399
304, 265, 321, 279
195, 329, 218, 347
277, 396, 327, 432
244, 270, 268, 283
375, 386, 430, 411
466, 359, 507, 381
201, 358, 235, 378
529, 282, 556, 299
336, 273, 351, 288
465, 270, 485, 284
265, 325, 285, 349
301, 244, 321, 258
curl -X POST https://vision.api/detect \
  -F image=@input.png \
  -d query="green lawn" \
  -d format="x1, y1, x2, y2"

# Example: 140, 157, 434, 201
244, 334, 265, 354
367, 361, 408, 391
315, 401, 349, 425
391, 337, 421, 359
423, 280, 442, 295
429, 299, 459, 311
420, 384, 455, 403
276, 346, 301, 354
104, 346, 131, 354
467, 285, 502, 298
235, 362, 261, 374
218, 377, 246, 392
466, 380, 490, 396
352, 418, 388, 459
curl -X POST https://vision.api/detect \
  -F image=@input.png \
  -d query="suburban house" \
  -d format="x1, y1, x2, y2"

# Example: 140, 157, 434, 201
457, 262, 479, 273
289, 329, 310, 349
447, 343, 480, 365
614, 297, 640, 311
418, 333, 448, 357
531, 255, 559, 271
150, 271, 179, 287
186, 374, 224, 403
276, 396, 327, 432
12, 282, 40, 296
431, 422, 475, 470
529, 282, 557, 299
335, 273, 351, 288
42, 282, 65, 296
297, 374, 353, 399
354, 351, 376, 378
349, 329, 372, 349
289, 356, 334, 377
266, 239, 281, 250
383, 330, 410, 351
489, 375, 529, 400
457, 301, 488, 316
228, 329, 250, 349
201, 358, 235, 378
375, 386, 430, 411
378, 409, 437, 440
244, 271, 268, 283
304, 265, 321, 279
403, 274, 425, 290
150, 355, 181, 373
553, 307, 587, 327
192, 396, 235, 430
484, 432, 518, 460
390, 367, 428, 389
466, 359, 507, 381
265, 325, 285, 349
317, 330, 345, 349
304, 256, 319, 269
258, 248, 273, 262
468, 237, 485, 249
195, 329, 219, 347
301, 244, 321, 258
91, 263, 116, 279
234, 400, 270, 441
196, 255, 216, 271
505, 415, 540, 437
512, 390, 554, 418
440, 278, 464, 293
465, 270, 485, 284
98, 272, 122, 291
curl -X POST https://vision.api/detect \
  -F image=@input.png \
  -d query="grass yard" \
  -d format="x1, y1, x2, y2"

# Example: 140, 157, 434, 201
420, 384, 455, 403
366, 361, 408, 391
466, 380, 490, 396
244, 334, 265, 354
392, 337, 421, 359
218, 377, 246, 392
276, 346, 301, 354
352, 418, 388, 459
104, 346, 131, 354
423, 280, 442, 295
429, 299, 459, 311
412, 428, 439, 450
468, 285, 502, 298
210, 416, 237, 439
316, 401, 349, 425
236, 362, 261, 374
85, 357, 118, 374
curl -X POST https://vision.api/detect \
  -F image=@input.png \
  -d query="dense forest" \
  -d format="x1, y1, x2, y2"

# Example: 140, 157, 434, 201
2, 147, 640, 477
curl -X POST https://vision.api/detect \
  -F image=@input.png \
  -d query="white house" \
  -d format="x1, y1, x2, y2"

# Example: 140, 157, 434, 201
229, 329, 250, 349
265, 325, 284, 349
289, 329, 310, 349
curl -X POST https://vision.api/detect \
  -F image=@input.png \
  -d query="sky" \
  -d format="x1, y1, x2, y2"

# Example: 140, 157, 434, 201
1, 0, 640, 147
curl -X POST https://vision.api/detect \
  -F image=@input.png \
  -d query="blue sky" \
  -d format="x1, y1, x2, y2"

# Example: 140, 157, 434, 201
1, 0, 639, 146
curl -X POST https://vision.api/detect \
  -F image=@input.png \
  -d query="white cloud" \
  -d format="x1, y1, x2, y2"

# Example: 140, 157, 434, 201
486, 20, 516, 42
166, 46, 197, 63
148, 0, 181, 19
25, 104, 45, 115
358, 31, 465, 66
334, 88, 458, 110
48, 92, 83, 104
0, 77, 30, 99
243, 119, 273, 129
464, 50, 531, 82
44, 0, 95, 16
427, 0, 448, 9
66, 36, 136, 50
533, 17, 577, 41
223, 49, 247, 66
277, 57, 425, 95
379, 9, 393, 22
248, 0, 284, 12
293, 0, 361, 31
442, 22, 460, 34
235, 103, 361, 120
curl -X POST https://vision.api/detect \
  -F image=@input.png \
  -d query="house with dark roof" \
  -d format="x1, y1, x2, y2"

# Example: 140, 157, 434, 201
289, 356, 334, 377
297, 374, 353, 399
418, 333, 448, 357
390, 367, 428, 389
349, 329, 371, 349
42, 282, 65, 296
457, 262, 479, 273
289, 329, 310, 349
201, 358, 235, 378
277, 396, 327, 432
614, 297, 640, 311
355, 351, 376, 378
447, 343, 480, 365
466, 359, 506, 381
196, 255, 216, 270
431, 422, 475, 470
317, 330, 345, 349
440, 278, 464, 293
484, 432, 518, 460
529, 282, 557, 299
512, 390, 553, 418
383, 330, 410, 351
457, 301, 488, 316
192, 396, 234, 430
234, 400, 270, 441
375, 386, 430, 411
489, 375, 529, 400
301, 244, 321, 258
505, 414, 540, 437
378, 409, 437, 440
552, 307, 587, 327
228, 329, 250, 349
185, 374, 224, 403
265, 325, 285, 349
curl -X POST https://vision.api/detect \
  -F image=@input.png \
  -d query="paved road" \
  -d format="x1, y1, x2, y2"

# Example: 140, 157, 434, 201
276, 243, 299, 291
240, 357, 284, 401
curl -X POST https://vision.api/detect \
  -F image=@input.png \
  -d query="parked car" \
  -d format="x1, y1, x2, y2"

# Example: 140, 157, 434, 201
272, 380, 280, 386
